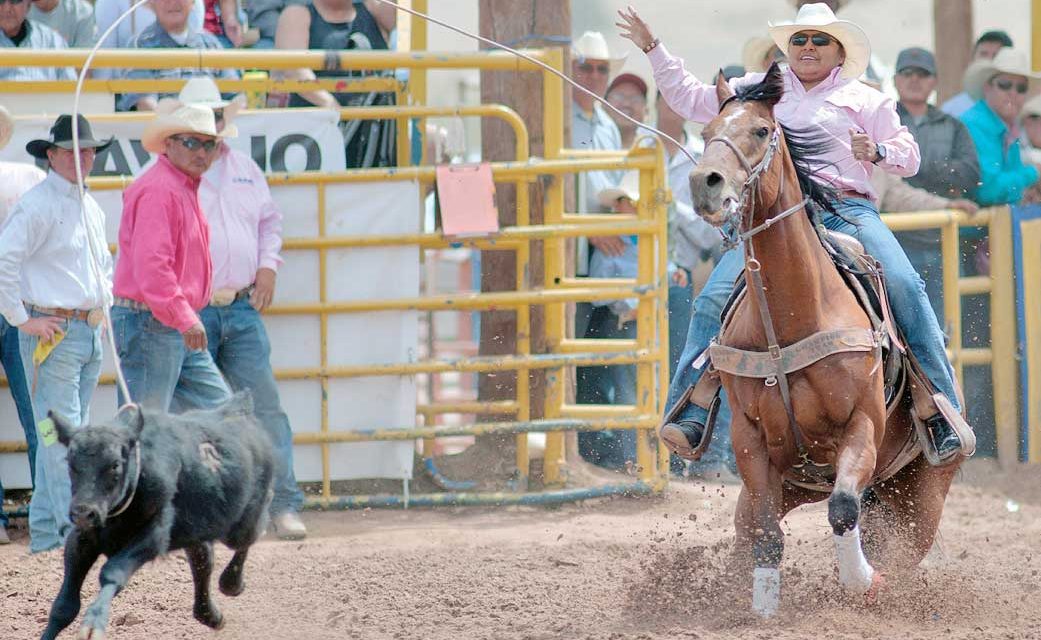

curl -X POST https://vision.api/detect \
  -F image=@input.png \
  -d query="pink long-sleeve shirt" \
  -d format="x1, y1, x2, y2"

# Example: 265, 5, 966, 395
113, 154, 213, 332
648, 44, 920, 203
200, 144, 283, 291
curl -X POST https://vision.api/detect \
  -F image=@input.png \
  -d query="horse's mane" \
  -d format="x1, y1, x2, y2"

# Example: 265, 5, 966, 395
731, 63, 840, 217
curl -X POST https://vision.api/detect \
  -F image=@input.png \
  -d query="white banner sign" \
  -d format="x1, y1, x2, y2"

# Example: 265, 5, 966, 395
1, 109, 347, 174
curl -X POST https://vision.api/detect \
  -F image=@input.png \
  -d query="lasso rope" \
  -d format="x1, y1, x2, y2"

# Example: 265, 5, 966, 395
371, 0, 698, 164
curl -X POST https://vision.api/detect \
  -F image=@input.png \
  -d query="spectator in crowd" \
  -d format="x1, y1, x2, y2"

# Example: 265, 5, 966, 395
0, 107, 43, 546
742, 35, 784, 73
168, 77, 307, 539
0, 115, 113, 553
201, 0, 242, 47
605, 72, 649, 149
0, 0, 74, 80
28, 0, 95, 48
570, 30, 625, 216
1020, 94, 1041, 166
245, 0, 306, 49
117, 0, 238, 112
942, 30, 1013, 118
575, 172, 641, 470
891, 47, 979, 320
111, 104, 232, 411
274, 0, 398, 168
960, 48, 1040, 206
95, 0, 203, 49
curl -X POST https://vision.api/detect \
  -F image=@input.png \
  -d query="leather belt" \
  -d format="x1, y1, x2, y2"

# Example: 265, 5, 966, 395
113, 296, 150, 312
26, 304, 104, 328
210, 285, 253, 307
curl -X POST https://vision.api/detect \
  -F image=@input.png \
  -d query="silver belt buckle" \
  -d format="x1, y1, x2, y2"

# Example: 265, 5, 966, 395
86, 308, 104, 328
210, 289, 236, 307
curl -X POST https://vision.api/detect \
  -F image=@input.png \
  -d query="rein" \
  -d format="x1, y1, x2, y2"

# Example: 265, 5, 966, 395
108, 441, 141, 518
703, 119, 817, 464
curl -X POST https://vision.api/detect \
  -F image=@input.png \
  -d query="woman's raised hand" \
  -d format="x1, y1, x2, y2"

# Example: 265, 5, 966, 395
616, 5, 656, 52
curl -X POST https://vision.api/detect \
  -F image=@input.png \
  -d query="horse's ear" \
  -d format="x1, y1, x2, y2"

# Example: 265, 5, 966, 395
762, 62, 785, 108
715, 68, 735, 105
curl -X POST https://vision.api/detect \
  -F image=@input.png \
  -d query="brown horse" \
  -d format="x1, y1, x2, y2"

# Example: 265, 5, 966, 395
686, 64, 963, 616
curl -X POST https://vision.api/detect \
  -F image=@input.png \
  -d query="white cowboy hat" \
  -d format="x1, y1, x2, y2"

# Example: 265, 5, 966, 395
1023, 93, 1041, 118
742, 36, 782, 73
768, 3, 871, 80
597, 171, 640, 209
572, 31, 627, 76
963, 48, 1041, 100
141, 103, 236, 154
157, 76, 245, 122
787, 0, 850, 8
0, 105, 12, 151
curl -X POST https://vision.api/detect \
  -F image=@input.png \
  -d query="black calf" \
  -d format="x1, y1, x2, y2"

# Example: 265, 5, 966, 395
40, 393, 275, 640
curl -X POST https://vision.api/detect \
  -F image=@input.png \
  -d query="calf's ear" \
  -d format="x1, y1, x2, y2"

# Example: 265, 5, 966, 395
48, 411, 76, 447
117, 404, 146, 440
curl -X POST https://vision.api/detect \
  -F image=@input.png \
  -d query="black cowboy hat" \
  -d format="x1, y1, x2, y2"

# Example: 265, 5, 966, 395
25, 114, 113, 160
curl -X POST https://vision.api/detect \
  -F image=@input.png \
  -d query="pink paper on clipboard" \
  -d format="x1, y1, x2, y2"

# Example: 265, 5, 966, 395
436, 163, 499, 237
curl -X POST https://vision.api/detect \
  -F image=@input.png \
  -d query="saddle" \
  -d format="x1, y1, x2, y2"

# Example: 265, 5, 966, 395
677, 227, 971, 492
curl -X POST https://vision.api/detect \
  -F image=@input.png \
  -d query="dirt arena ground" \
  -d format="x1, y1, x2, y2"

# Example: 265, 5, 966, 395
2, 459, 1041, 640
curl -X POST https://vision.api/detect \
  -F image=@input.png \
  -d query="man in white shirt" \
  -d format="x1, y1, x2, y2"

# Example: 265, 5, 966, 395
0, 105, 44, 545
0, 114, 113, 553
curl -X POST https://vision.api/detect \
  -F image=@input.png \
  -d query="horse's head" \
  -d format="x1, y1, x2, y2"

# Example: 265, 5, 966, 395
689, 63, 786, 228
57, 406, 144, 531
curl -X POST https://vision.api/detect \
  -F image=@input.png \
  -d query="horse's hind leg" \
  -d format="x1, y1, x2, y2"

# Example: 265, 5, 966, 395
873, 454, 960, 570
828, 408, 882, 595
186, 542, 224, 629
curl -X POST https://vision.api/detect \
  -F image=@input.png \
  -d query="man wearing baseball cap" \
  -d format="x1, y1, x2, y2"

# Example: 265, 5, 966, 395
605, 72, 649, 149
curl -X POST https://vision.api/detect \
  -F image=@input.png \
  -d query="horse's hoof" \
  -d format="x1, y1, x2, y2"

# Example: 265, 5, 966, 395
864, 572, 886, 605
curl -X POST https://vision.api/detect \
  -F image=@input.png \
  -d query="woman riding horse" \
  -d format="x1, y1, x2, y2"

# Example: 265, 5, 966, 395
617, 2, 972, 465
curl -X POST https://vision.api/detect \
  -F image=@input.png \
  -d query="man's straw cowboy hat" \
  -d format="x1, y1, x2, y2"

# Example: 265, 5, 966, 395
963, 48, 1041, 100
742, 36, 782, 73
141, 103, 236, 154
158, 76, 245, 123
768, 3, 871, 80
572, 31, 627, 76
0, 106, 12, 151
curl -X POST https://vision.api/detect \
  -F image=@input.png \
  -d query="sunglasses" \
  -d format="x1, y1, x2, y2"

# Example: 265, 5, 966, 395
577, 62, 610, 76
171, 135, 218, 152
897, 68, 933, 79
991, 78, 1029, 94
789, 33, 834, 47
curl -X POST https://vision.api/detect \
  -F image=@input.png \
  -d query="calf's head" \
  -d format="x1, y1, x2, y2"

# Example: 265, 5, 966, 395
54, 406, 145, 531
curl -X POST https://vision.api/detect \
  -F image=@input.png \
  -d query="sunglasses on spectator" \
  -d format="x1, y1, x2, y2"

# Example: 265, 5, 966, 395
171, 135, 218, 152
577, 62, 610, 76
991, 78, 1029, 94
789, 33, 834, 47
897, 68, 933, 79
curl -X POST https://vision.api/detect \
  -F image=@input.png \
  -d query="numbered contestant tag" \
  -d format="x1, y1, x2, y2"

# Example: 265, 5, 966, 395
37, 417, 58, 447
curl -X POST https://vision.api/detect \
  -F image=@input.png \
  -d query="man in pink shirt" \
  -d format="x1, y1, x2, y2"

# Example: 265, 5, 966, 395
111, 103, 233, 411
619, 3, 972, 465
166, 78, 307, 540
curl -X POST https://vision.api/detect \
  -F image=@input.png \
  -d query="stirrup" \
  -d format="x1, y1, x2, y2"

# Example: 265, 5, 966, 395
913, 393, 976, 466
660, 386, 720, 462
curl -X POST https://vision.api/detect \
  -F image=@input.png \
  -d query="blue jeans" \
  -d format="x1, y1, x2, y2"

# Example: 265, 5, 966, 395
200, 300, 304, 515
112, 306, 231, 412
666, 198, 961, 427
0, 318, 36, 528
20, 311, 102, 553
576, 305, 637, 469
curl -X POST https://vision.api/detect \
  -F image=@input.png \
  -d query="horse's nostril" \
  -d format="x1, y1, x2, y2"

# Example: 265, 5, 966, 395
706, 172, 723, 188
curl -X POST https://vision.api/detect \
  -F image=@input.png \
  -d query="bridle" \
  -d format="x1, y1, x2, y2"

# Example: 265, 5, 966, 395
701, 99, 817, 465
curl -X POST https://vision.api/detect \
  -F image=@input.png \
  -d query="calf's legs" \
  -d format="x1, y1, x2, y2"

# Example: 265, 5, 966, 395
40, 533, 99, 640
186, 543, 224, 628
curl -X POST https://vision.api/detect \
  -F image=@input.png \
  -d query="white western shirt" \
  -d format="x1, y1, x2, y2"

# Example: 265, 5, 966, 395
0, 171, 113, 326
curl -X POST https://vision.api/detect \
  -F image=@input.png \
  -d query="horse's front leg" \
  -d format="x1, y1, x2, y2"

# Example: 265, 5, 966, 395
828, 407, 882, 595
732, 415, 786, 618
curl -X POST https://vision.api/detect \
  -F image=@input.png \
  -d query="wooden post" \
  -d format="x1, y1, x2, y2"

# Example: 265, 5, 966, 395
475, 0, 570, 481
933, 0, 973, 103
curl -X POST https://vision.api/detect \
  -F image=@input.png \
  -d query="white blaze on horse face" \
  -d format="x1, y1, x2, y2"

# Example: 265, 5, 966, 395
752, 567, 781, 617
833, 525, 875, 593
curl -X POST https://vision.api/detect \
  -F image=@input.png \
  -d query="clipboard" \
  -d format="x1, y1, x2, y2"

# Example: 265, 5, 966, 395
435, 163, 499, 238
